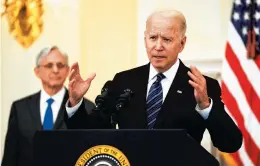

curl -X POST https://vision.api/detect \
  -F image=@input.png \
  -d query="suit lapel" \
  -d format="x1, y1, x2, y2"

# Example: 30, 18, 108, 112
28, 91, 42, 130
53, 90, 69, 129
135, 64, 150, 127
29, 89, 69, 130
136, 64, 150, 111
154, 61, 189, 127
119, 64, 150, 128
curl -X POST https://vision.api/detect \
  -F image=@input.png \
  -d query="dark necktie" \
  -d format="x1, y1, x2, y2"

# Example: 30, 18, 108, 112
43, 98, 54, 130
146, 73, 165, 129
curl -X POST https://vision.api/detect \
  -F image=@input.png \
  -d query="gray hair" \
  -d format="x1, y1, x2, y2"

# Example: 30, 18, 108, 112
146, 9, 187, 39
36, 45, 68, 67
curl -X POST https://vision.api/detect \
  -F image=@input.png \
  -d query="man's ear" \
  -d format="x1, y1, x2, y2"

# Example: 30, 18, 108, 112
179, 36, 187, 52
181, 36, 186, 45
144, 31, 147, 45
34, 67, 40, 78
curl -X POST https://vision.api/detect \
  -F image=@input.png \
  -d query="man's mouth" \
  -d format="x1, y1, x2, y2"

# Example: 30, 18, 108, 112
152, 56, 165, 59
51, 77, 61, 80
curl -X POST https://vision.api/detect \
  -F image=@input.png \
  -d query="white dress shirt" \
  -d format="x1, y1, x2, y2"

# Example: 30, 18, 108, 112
40, 87, 66, 124
147, 58, 180, 102
147, 59, 212, 119
66, 98, 82, 118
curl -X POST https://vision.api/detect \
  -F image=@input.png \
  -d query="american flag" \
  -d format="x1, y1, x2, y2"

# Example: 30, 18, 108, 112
221, 0, 260, 166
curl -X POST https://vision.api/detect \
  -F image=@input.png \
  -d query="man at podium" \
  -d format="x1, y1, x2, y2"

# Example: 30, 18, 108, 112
66, 9, 242, 153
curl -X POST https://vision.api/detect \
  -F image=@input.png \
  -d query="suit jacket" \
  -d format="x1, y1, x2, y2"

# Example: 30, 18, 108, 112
76, 60, 242, 153
1, 89, 95, 166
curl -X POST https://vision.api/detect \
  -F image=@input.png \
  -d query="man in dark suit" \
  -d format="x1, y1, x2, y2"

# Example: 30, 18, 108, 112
67, 10, 242, 153
1, 46, 95, 166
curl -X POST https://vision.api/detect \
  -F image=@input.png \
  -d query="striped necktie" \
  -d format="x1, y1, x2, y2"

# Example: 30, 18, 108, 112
146, 73, 165, 129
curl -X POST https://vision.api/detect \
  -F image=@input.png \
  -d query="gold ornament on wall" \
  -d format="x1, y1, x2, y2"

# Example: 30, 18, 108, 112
1, 0, 44, 48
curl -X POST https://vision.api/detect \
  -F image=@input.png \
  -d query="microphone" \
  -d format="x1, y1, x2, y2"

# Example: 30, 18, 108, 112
109, 89, 134, 128
116, 89, 134, 111
93, 80, 117, 125
94, 80, 113, 110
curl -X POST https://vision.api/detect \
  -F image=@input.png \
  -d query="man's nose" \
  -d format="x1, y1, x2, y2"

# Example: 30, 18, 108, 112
155, 39, 163, 51
52, 65, 59, 72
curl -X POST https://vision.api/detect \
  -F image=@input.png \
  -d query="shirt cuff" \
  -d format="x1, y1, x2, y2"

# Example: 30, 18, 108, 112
195, 98, 213, 120
65, 98, 83, 118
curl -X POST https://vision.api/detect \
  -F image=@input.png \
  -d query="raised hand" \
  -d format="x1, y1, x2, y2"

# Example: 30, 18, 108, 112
187, 66, 210, 109
68, 62, 96, 106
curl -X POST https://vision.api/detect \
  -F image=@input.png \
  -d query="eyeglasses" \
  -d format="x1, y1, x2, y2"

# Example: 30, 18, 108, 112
39, 63, 68, 69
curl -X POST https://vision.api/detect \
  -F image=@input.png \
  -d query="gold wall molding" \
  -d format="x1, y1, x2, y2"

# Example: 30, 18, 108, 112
1, 0, 44, 48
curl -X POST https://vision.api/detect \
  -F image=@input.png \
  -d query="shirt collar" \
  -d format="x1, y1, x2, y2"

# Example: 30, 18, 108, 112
40, 87, 66, 104
148, 59, 180, 82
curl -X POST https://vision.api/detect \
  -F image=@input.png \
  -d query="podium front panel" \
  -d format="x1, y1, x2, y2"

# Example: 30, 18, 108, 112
33, 129, 219, 166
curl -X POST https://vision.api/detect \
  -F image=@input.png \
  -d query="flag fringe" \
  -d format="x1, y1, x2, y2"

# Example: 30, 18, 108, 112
220, 152, 238, 166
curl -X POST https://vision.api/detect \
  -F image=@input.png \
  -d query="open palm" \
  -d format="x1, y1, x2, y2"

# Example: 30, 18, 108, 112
68, 62, 96, 106
188, 66, 210, 109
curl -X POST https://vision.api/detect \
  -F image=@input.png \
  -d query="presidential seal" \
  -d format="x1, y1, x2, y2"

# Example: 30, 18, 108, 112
75, 145, 130, 166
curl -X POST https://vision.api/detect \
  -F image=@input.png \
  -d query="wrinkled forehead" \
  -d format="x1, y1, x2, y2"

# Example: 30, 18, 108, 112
40, 49, 68, 63
146, 16, 180, 35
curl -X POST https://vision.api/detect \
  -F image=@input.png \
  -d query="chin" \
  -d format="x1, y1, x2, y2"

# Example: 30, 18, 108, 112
152, 66, 165, 72
151, 62, 164, 69
49, 83, 63, 88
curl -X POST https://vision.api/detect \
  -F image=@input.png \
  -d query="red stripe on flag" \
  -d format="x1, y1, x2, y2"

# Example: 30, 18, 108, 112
225, 43, 260, 123
231, 152, 243, 166
254, 55, 260, 70
222, 82, 260, 165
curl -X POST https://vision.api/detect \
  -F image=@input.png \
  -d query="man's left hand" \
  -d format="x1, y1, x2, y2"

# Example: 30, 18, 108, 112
188, 66, 210, 109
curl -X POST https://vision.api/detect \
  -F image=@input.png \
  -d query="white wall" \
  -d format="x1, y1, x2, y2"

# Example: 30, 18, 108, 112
0, 5, 2, 162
